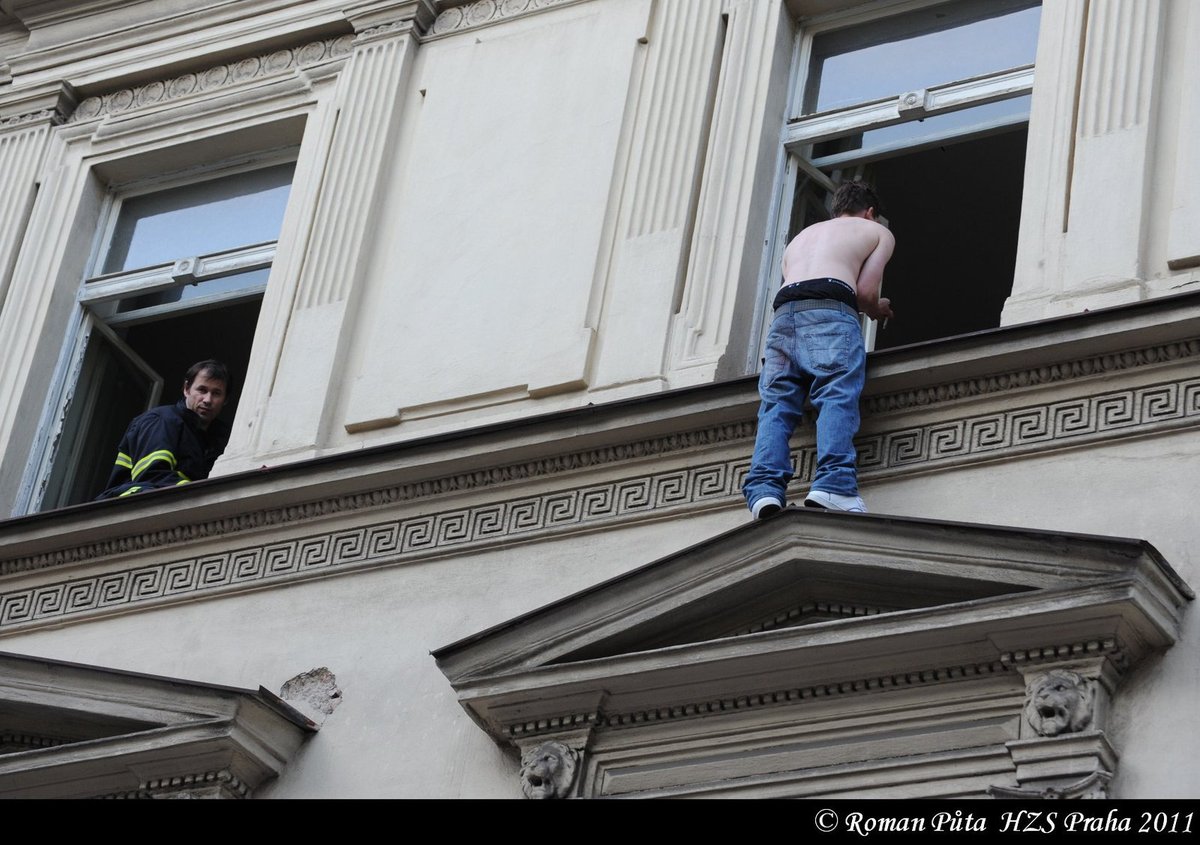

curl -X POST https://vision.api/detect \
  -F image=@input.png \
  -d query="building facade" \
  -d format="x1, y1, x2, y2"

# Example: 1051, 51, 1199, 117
0, 0, 1196, 798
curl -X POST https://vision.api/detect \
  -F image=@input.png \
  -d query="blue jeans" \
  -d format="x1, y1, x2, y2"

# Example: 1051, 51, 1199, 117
743, 301, 866, 509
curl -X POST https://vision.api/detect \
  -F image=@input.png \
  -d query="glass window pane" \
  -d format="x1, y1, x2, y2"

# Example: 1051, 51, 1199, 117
102, 162, 295, 273
116, 267, 271, 313
806, 1, 1040, 114
812, 95, 1031, 163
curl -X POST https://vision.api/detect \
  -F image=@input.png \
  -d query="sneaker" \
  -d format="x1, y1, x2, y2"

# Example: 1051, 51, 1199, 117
803, 490, 868, 513
750, 495, 785, 520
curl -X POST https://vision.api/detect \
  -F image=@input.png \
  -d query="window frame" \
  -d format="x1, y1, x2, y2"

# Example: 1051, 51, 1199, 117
748, 0, 1041, 370
81, 149, 297, 324
23, 149, 299, 512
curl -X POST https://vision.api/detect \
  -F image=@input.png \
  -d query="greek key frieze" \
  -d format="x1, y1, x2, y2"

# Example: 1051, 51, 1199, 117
0, 457, 743, 631
1, 376, 1198, 631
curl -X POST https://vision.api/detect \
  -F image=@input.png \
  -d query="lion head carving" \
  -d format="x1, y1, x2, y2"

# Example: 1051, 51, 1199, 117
519, 740, 579, 799
1025, 670, 1095, 737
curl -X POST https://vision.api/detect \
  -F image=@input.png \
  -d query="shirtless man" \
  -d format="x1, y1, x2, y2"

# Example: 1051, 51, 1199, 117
743, 180, 895, 518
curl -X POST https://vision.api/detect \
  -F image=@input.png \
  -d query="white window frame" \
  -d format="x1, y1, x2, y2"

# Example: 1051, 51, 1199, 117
83, 149, 296, 324
748, 0, 1040, 370
21, 149, 298, 512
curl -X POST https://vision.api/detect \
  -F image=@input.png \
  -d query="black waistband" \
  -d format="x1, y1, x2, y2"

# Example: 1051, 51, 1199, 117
773, 278, 856, 311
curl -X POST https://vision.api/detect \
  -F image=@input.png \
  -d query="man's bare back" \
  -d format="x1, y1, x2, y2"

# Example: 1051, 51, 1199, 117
781, 214, 895, 320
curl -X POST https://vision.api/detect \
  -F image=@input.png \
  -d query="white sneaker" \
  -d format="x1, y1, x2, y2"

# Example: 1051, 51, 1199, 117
751, 495, 785, 520
804, 490, 868, 513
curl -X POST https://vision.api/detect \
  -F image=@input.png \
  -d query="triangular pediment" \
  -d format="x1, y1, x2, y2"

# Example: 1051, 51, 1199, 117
545, 557, 1034, 664
435, 509, 1191, 746
0, 651, 316, 798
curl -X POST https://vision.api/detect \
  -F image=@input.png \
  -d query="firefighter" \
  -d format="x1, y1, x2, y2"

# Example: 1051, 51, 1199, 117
96, 360, 232, 499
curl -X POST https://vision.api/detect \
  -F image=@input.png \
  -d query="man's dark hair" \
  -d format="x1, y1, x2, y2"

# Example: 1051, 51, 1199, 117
185, 359, 232, 393
831, 180, 884, 218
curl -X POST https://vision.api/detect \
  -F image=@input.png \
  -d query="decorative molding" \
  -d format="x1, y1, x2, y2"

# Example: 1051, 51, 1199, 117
105, 769, 250, 799
0, 120, 50, 310
0, 454, 748, 630
0, 651, 313, 799
357, 19, 416, 41
0, 732, 67, 752
4, 341, 1194, 580
509, 712, 599, 738
519, 740, 580, 799
0, 108, 61, 129
854, 376, 1200, 480
1024, 669, 1096, 738
865, 339, 1200, 415
428, 0, 587, 38
504, 659, 1011, 739
1079, 0, 1161, 136
295, 32, 416, 308
438, 507, 1186, 798
68, 35, 355, 124
669, 0, 781, 373
733, 601, 888, 637
999, 638, 1119, 668
626, 0, 724, 239
0, 421, 755, 578
2, 366, 1200, 629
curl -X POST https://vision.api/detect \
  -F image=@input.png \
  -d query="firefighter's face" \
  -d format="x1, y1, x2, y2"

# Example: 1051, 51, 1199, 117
183, 372, 227, 428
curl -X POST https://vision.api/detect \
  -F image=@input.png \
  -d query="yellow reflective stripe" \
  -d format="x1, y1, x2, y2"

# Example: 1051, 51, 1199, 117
119, 486, 143, 497
175, 479, 190, 486
130, 449, 176, 480
114, 452, 132, 470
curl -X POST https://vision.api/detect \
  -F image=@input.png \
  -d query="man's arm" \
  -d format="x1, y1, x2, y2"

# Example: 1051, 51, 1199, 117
98, 410, 189, 498
856, 226, 895, 321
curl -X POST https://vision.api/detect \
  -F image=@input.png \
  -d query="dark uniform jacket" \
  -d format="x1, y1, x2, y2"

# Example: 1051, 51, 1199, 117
96, 399, 230, 499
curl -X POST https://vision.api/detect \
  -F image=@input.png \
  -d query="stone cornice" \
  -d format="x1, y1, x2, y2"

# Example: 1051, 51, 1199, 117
435, 504, 1183, 759
0, 341, 1197, 629
67, 34, 353, 123
866, 338, 1200, 415
1, 298, 1199, 627
507, 659, 1015, 739
0, 106, 58, 128
106, 769, 250, 799
0, 83, 74, 129
344, 0, 438, 38
0, 420, 754, 578
0, 651, 314, 798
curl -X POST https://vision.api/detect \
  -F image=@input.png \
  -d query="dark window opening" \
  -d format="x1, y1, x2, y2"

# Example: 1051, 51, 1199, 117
41, 299, 260, 509
784, 125, 1027, 352
869, 126, 1027, 349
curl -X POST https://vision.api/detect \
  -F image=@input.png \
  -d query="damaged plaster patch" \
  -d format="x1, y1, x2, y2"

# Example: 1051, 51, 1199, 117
280, 667, 342, 725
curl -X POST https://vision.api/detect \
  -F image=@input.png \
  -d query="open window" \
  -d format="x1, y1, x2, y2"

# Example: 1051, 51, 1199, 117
766, 0, 1040, 352
36, 157, 295, 510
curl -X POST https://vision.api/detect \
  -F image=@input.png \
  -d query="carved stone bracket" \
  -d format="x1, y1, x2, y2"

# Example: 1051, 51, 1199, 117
514, 726, 593, 799
517, 740, 583, 799
985, 657, 1121, 798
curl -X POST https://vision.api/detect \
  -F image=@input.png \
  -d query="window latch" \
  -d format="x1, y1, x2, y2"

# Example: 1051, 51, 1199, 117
172, 257, 198, 284
898, 89, 930, 117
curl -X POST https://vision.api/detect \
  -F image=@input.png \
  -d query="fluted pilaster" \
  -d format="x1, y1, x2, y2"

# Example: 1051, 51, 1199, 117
667, 0, 787, 383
